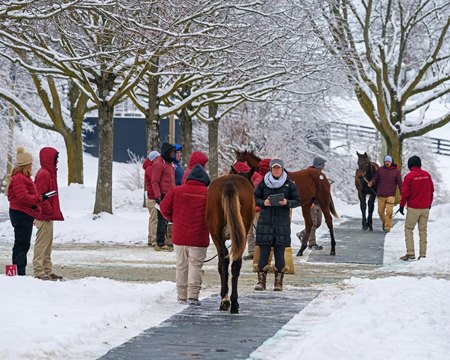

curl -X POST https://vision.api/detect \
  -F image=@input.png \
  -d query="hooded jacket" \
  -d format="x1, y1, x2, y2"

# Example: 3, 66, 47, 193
143, 157, 157, 199
160, 164, 210, 247
34, 147, 64, 221
182, 151, 209, 184
8, 172, 42, 218
151, 143, 176, 199
400, 166, 434, 209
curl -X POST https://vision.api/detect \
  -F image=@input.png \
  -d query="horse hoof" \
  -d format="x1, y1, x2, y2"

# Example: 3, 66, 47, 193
369, 227, 373, 231
296, 250, 303, 257
330, 250, 336, 256
362, 226, 368, 231
219, 299, 230, 311
230, 303, 239, 314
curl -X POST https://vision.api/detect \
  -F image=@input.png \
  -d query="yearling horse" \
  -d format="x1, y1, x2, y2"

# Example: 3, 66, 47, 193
234, 150, 338, 256
355, 152, 379, 231
235, 149, 261, 171
205, 174, 255, 314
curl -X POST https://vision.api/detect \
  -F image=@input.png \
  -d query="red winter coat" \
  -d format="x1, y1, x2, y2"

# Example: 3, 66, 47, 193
182, 151, 208, 184
370, 164, 402, 197
34, 147, 64, 221
400, 167, 434, 209
8, 172, 42, 218
143, 158, 156, 199
151, 156, 175, 199
160, 179, 209, 247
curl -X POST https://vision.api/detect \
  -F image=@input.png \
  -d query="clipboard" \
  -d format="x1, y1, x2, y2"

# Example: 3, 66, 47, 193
269, 193, 285, 206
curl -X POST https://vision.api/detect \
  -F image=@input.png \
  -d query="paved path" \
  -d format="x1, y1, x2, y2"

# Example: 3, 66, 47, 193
99, 216, 390, 359
100, 289, 320, 360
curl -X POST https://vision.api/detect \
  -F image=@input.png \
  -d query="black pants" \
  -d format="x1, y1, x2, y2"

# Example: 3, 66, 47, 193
258, 243, 286, 272
156, 194, 167, 246
9, 209, 34, 276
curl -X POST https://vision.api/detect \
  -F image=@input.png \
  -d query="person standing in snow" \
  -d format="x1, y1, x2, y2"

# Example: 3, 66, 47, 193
160, 164, 210, 306
33, 147, 64, 281
7, 147, 47, 276
398, 155, 434, 261
368, 155, 402, 232
181, 151, 208, 185
173, 144, 185, 186
143, 150, 160, 247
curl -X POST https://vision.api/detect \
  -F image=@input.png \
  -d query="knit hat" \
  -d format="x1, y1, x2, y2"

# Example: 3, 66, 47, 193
187, 164, 210, 186
233, 162, 251, 173
258, 158, 271, 176
16, 147, 33, 166
270, 158, 284, 169
174, 144, 182, 152
407, 155, 422, 170
312, 156, 326, 169
384, 155, 393, 162
148, 151, 160, 161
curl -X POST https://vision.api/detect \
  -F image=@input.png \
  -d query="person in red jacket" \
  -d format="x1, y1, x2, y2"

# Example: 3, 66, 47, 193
368, 155, 402, 232
160, 164, 210, 306
7, 147, 46, 276
143, 150, 160, 247
181, 151, 208, 184
398, 155, 434, 261
151, 142, 176, 251
33, 147, 64, 280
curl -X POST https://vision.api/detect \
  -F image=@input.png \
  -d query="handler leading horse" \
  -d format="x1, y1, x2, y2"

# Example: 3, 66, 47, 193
205, 174, 255, 314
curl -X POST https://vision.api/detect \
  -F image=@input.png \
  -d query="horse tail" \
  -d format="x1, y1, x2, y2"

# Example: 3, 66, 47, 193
222, 182, 246, 261
330, 194, 339, 218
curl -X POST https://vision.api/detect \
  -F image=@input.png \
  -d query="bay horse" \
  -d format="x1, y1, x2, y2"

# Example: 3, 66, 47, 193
205, 174, 255, 314
355, 152, 379, 231
234, 150, 338, 256
235, 149, 261, 171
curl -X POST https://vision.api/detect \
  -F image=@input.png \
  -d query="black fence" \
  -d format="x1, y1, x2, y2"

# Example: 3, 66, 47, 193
330, 122, 450, 156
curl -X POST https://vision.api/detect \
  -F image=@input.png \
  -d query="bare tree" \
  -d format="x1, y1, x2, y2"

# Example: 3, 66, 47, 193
304, 0, 450, 168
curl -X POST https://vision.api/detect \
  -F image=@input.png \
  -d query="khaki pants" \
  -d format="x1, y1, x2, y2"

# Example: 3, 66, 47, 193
377, 196, 395, 230
146, 199, 158, 245
33, 220, 54, 277
246, 212, 259, 255
405, 208, 429, 257
174, 245, 207, 300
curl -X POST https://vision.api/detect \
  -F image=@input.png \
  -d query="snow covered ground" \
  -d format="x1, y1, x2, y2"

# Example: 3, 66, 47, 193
1, 107, 450, 359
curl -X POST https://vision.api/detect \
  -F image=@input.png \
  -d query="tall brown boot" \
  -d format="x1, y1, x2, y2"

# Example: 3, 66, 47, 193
274, 269, 285, 291
254, 271, 267, 291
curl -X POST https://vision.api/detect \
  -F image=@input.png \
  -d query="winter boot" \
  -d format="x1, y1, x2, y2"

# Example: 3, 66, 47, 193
254, 271, 267, 291
400, 254, 415, 261
274, 268, 286, 291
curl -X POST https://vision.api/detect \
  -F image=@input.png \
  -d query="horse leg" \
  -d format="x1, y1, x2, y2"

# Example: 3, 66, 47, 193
359, 192, 368, 230
323, 210, 336, 255
215, 239, 231, 311
297, 205, 313, 256
229, 258, 242, 314
367, 194, 376, 232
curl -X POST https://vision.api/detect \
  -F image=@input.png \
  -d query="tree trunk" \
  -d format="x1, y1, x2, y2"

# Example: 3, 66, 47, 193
146, 63, 160, 153
208, 102, 219, 180
93, 101, 114, 214
64, 129, 84, 185
180, 108, 192, 167
4, 106, 15, 192
384, 133, 403, 171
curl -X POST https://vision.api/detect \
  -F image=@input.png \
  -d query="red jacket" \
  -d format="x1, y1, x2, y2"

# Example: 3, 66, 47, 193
151, 156, 175, 199
182, 151, 208, 184
8, 172, 42, 218
370, 164, 402, 197
160, 179, 209, 247
143, 158, 156, 199
400, 167, 434, 209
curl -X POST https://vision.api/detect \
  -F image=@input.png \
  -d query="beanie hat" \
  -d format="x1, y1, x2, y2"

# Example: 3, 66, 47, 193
312, 156, 326, 169
384, 155, 393, 162
270, 158, 284, 169
174, 144, 182, 152
148, 151, 160, 161
187, 164, 210, 186
233, 162, 251, 173
16, 147, 33, 166
407, 155, 422, 170
258, 158, 271, 176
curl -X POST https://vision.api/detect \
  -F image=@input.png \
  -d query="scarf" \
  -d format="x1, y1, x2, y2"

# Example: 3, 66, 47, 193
264, 170, 287, 189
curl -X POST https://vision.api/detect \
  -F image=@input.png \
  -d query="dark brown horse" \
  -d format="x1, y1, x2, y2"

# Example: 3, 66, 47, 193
234, 149, 261, 171
234, 150, 338, 256
355, 152, 379, 231
205, 174, 255, 314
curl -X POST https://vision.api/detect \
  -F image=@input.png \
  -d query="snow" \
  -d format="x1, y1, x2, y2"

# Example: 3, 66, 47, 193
1, 113, 450, 359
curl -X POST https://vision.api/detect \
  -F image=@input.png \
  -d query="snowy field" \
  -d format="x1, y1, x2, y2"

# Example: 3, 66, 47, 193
1, 114, 450, 359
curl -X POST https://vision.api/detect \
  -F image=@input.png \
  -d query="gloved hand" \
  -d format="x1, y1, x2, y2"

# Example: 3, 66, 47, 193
399, 207, 404, 215
155, 198, 161, 205
42, 193, 49, 201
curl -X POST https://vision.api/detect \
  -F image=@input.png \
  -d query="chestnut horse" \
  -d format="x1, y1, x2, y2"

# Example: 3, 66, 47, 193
205, 174, 255, 314
235, 149, 338, 256
355, 152, 379, 231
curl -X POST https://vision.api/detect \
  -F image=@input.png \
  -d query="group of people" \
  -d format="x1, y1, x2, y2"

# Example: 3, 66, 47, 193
7, 146, 63, 280
368, 154, 434, 260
